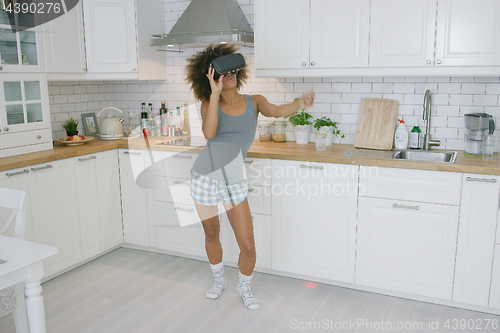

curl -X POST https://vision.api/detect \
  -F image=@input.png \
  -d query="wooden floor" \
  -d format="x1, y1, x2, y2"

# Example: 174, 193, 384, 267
1, 248, 499, 333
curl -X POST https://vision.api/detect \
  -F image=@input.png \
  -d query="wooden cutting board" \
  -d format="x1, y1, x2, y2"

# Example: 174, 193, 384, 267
354, 98, 399, 150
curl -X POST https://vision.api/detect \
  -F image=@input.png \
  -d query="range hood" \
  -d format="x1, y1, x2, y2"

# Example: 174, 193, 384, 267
151, 0, 254, 48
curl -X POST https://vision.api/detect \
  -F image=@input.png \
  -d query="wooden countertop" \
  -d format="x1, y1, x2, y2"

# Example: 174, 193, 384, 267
0, 136, 499, 175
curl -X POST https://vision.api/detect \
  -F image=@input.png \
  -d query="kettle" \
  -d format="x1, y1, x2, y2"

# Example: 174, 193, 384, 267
97, 107, 125, 140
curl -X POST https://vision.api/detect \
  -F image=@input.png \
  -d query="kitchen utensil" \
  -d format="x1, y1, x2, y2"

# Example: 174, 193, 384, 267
464, 113, 495, 155
354, 98, 399, 150
54, 136, 95, 146
97, 107, 124, 140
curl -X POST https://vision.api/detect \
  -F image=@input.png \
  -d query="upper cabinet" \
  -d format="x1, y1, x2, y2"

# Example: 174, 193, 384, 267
42, 0, 166, 80
369, 0, 437, 67
435, 0, 500, 67
256, 0, 500, 76
0, 5, 45, 73
83, 0, 138, 74
255, 0, 369, 73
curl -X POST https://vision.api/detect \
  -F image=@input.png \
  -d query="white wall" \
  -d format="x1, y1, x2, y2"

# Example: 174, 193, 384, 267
48, 0, 500, 151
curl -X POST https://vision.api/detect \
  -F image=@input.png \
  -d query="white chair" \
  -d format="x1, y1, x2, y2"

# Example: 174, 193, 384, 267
0, 188, 29, 333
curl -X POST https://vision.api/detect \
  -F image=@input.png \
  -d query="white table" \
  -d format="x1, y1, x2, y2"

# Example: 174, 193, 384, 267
0, 235, 58, 333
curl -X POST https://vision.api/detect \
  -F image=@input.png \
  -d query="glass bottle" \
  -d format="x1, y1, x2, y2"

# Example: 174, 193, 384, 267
160, 101, 168, 136
182, 102, 191, 144
175, 107, 182, 136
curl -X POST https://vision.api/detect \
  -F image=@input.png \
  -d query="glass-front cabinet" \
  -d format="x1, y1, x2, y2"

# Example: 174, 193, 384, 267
0, 73, 52, 157
0, 1, 44, 72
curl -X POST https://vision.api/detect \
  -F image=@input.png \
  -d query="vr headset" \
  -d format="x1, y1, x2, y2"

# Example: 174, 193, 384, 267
210, 53, 246, 80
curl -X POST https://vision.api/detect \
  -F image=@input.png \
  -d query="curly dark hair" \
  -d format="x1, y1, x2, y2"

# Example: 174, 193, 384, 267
186, 43, 248, 101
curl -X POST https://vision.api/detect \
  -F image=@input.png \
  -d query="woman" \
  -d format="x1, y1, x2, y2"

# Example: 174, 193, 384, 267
186, 43, 314, 310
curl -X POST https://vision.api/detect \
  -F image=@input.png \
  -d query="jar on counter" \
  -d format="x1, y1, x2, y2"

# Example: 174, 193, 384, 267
272, 120, 287, 142
258, 121, 273, 141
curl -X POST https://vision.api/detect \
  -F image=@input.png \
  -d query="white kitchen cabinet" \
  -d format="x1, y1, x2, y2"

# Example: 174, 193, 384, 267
0, 166, 34, 242
95, 150, 123, 251
255, 0, 370, 70
489, 245, 500, 309
0, 7, 45, 73
435, 0, 500, 67
453, 174, 500, 307
29, 158, 83, 278
43, 0, 142, 80
83, 0, 138, 74
76, 150, 123, 259
220, 213, 271, 270
0, 73, 52, 158
152, 201, 206, 258
119, 149, 149, 247
271, 160, 357, 282
369, 0, 437, 67
370, 0, 500, 68
356, 197, 459, 299
42, 1, 86, 74
75, 154, 103, 260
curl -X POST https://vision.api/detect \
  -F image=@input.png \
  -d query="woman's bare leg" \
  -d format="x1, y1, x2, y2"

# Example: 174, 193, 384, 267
223, 201, 256, 275
195, 203, 222, 264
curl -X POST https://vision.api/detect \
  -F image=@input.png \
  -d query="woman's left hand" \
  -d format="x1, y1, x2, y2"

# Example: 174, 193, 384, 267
299, 91, 315, 109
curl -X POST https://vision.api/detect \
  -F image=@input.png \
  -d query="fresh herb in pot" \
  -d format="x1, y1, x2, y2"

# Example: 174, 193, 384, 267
286, 98, 313, 126
313, 116, 345, 138
61, 117, 79, 135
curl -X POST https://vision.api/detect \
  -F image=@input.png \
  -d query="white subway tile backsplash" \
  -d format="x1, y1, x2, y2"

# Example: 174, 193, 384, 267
473, 94, 498, 106
461, 83, 486, 94
372, 83, 393, 94
437, 83, 461, 94
449, 94, 472, 106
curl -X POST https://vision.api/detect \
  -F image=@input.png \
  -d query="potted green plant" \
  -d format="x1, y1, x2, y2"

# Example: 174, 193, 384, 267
286, 98, 313, 144
313, 116, 344, 145
61, 117, 79, 136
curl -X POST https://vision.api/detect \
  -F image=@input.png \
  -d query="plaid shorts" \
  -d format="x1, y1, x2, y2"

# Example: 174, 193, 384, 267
190, 170, 248, 206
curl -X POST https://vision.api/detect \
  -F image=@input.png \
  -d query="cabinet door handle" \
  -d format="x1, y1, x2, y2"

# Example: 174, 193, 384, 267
84, 68, 88, 72
133, 67, 137, 71
36, 135, 41, 139
300, 164, 324, 170
310, 62, 315, 66
466, 176, 497, 183
78, 156, 97, 162
436, 60, 442, 65
244, 160, 254, 164
0, 66, 3, 70
392, 203, 419, 210
302, 62, 307, 66
31, 165, 53, 172
173, 154, 192, 159
6, 169, 30, 177
426, 60, 432, 65
248, 187, 254, 192
175, 206, 194, 212
123, 151, 141, 155
4, 127, 9, 132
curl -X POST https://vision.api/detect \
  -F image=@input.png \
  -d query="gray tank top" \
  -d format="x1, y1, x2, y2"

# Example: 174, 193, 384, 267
192, 95, 257, 183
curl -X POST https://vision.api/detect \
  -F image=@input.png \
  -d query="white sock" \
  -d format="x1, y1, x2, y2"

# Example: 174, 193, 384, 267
237, 272, 260, 309
205, 261, 227, 299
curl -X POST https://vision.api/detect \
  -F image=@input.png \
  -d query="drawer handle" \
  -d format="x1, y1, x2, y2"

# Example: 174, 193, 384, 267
6, 169, 30, 177
466, 177, 497, 183
393, 203, 419, 210
173, 181, 189, 185
123, 151, 141, 155
300, 164, 324, 170
175, 206, 194, 212
78, 156, 96, 162
173, 155, 192, 159
31, 165, 53, 172
248, 187, 254, 192
244, 160, 254, 164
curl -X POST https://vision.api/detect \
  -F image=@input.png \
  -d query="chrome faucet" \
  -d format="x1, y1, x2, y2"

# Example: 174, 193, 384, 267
422, 90, 440, 150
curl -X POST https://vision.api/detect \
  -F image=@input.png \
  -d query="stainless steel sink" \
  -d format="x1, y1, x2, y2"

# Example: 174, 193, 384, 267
392, 150, 457, 163
342, 148, 458, 163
